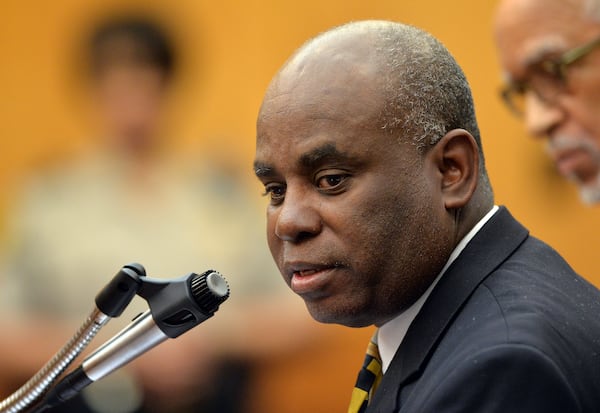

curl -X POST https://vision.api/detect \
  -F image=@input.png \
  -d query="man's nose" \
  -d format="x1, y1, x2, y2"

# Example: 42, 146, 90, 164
524, 92, 564, 138
274, 188, 322, 243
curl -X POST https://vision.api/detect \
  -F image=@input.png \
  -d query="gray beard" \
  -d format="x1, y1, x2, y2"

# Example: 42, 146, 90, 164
547, 136, 600, 206
578, 174, 600, 205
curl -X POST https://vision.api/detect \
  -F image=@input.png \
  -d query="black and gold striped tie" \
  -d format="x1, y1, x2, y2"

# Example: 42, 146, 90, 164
348, 332, 383, 413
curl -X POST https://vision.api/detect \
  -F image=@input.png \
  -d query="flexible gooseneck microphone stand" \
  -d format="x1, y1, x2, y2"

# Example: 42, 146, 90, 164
0, 263, 229, 413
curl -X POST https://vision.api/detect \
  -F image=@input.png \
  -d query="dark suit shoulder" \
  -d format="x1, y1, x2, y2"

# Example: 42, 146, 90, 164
471, 235, 600, 411
398, 265, 600, 412
407, 342, 581, 413
481, 235, 600, 348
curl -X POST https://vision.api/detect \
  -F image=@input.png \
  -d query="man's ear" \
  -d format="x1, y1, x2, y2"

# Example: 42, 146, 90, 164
428, 128, 479, 210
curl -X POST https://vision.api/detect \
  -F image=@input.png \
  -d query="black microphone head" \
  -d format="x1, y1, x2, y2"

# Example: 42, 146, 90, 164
190, 270, 230, 314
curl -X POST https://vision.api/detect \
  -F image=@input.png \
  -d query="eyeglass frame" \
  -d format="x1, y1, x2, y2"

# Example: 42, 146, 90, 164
500, 34, 600, 117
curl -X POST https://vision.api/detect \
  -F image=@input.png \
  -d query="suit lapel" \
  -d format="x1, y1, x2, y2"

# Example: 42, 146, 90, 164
368, 207, 529, 412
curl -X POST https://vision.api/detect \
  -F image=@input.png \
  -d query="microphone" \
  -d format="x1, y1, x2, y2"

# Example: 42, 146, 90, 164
36, 269, 229, 411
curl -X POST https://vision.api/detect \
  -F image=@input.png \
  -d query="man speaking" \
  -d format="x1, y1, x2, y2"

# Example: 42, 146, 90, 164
254, 20, 600, 412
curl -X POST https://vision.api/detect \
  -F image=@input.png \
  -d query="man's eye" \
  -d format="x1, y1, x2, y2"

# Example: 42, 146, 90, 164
263, 184, 286, 203
316, 174, 349, 190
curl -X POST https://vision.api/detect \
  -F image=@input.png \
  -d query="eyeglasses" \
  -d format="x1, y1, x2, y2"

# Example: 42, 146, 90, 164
500, 35, 600, 117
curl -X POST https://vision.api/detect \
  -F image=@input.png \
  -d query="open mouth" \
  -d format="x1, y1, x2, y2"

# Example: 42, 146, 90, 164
286, 262, 345, 296
294, 269, 320, 277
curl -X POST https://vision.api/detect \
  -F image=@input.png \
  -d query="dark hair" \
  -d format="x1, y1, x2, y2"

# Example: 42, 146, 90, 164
89, 16, 176, 78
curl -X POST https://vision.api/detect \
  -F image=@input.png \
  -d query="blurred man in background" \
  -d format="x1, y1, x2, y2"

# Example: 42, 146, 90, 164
494, 0, 600, 204
0, 14, 314, 413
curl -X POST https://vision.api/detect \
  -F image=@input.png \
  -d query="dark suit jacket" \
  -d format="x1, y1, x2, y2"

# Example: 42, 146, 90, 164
368, 207, 600, 413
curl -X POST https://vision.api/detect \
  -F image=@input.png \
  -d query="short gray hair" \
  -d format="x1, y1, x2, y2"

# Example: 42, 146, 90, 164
368, 22, 481, 154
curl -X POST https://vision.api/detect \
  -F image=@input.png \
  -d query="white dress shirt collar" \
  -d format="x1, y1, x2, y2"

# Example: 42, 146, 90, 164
377, 205, 499, 373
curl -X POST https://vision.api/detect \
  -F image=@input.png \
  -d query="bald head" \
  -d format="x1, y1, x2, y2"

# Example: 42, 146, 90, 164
261, 23, 384, 137
261, 20, 483, 154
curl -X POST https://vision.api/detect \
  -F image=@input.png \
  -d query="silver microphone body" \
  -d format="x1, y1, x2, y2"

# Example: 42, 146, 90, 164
82, 310, 166, 382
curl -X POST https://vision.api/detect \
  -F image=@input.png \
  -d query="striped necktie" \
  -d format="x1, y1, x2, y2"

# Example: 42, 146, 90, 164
347, 332, 383, 413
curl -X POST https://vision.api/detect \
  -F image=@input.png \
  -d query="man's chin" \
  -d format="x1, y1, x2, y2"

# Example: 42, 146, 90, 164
305, 301, 375, 327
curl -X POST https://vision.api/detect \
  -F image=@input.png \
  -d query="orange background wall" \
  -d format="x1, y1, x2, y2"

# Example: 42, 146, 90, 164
1, 1, 599, 411
1, 0, 598, 285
